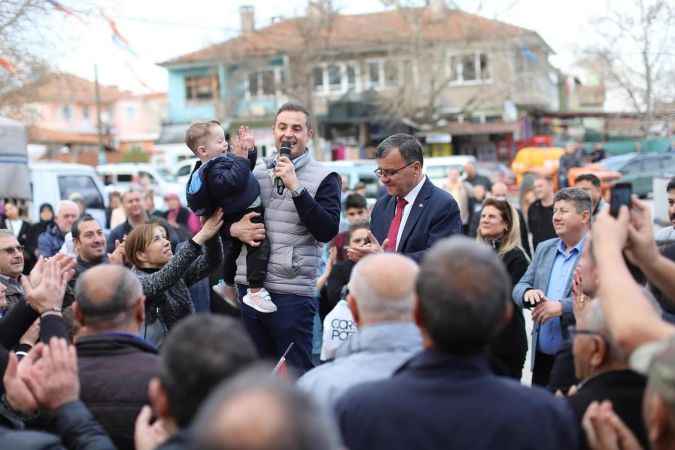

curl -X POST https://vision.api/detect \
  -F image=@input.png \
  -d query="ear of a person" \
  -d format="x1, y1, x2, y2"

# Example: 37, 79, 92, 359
347, 295, 360, 326
148, 377, 170, 419
72, 302, 85, 326
135, 296, 146, 324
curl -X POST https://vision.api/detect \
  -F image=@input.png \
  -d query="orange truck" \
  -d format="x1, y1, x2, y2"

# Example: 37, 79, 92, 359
510, 146, 565, 188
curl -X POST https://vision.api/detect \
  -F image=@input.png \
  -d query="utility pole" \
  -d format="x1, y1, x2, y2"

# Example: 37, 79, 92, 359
94, 64, 107, 164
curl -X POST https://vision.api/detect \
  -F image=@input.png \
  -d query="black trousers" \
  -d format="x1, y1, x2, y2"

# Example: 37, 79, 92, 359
222, 205, 270, 289
533, 349, 578, 393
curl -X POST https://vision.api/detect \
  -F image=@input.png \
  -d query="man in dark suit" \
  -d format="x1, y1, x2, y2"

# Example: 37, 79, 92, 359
347, 134, 461, 263
568, 299, 648, 450
336, 237, 578, 450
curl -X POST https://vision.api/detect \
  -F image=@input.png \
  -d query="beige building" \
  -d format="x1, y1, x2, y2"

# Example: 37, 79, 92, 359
161, 2, 560, 160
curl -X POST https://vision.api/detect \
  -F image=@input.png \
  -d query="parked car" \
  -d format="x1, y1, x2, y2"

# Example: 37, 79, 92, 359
29, 162, 108, 226
174, 158, 198, 186
324, 160, 380, 206
510, 147, 565, 187
424, 155, 477, 188
571, 152, 675, 198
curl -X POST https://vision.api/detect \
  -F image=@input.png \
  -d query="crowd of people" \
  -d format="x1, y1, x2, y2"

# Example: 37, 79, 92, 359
0, 102, 674, 450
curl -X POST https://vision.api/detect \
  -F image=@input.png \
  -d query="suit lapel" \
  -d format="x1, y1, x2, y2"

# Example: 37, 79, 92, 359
540, 242, 559, 294
398, 179, 433, 251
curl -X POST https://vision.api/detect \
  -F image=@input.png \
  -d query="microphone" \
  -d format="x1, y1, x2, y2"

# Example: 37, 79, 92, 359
275, 140, 292, 195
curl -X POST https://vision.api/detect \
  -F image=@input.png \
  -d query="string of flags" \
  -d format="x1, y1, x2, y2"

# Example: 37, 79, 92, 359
1, 1, 151, 91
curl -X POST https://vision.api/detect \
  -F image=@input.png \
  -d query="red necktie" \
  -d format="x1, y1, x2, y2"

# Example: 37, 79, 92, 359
385, 197, 408, 252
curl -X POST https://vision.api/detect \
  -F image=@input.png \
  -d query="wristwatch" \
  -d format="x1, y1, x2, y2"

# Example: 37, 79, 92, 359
291, 186, 306, 198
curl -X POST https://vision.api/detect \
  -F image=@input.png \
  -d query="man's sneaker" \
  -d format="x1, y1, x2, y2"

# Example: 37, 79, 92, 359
242, 288, 277, 313
212, 281, 239, 310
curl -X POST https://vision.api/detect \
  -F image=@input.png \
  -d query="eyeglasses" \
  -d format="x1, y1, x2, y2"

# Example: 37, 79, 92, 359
374, 161, 417, 178
0, 245, 24, 255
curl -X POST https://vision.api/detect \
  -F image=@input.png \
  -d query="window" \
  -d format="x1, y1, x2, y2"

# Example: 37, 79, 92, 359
328, 65, 342, 91
248, 70, 276, 97
480, 54, 490, 80
127, 105, 136, 120
248, 73, 259, 97
346, 65, 356, 89
384, 60, 399, 87
313, 66, 324, 92
57, 175, 104, 209
462, 54, 477, 81
261, 70, 275, 95
82, 106, 90, 119
62, 105, 72, 121
449, 53, 490, 84
368, 61, 381, 88
185, 74, 218, 101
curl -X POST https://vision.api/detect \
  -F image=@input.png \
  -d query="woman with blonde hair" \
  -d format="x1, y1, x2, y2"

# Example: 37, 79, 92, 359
476, 198, 529, 379
125, 209, 223, 346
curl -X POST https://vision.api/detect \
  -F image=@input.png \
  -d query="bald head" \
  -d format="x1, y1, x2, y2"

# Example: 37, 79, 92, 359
348, 253, 418, 324
491, 182, 508, 199
75, 265, 143, 331
195, 367, 341, 450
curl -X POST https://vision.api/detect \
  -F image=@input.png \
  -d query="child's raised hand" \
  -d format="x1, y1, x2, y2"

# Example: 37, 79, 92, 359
238, 126, 255, 152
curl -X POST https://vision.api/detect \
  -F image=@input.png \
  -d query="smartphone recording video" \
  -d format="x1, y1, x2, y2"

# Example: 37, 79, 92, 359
609, 182, 632, 218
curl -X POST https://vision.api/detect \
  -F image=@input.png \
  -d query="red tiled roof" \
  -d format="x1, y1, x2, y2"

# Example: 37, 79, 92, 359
161, 8, 540, 66
2, 73, 126, 105
28, 126, 106, 145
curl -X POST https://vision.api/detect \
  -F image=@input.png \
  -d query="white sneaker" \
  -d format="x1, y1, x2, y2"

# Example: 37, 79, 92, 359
212, 281, 239, 310
242, 288, 277, 313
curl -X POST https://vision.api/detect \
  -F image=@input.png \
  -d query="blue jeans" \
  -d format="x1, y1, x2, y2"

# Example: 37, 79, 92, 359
238, 287, 317, 375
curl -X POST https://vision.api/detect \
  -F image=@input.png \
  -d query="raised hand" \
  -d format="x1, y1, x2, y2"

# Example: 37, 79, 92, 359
134, 405, 170, 450
25, 338, 80, 411
193, 209, 224, 245
22, 256, 72, 314
3, 343, 46, 414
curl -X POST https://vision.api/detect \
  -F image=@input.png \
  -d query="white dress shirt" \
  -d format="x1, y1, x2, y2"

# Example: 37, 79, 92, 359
395, 176, 427, 251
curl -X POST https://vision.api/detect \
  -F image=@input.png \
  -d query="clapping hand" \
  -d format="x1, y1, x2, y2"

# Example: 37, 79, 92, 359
25, 338, 80, 411
582, 401, 643, 450
346, 231, 386, 262
22, 256, 74, 314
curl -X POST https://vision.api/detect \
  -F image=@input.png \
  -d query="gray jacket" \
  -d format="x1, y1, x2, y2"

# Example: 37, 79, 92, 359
235, 152, 334, 296
134, 237, 222, 346
298, 322, 422, 409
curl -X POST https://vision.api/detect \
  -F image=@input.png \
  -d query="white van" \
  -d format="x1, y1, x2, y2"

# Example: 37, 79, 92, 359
97, 163, 185, 207
174, 158, 198, 186
29, 162, 108, 226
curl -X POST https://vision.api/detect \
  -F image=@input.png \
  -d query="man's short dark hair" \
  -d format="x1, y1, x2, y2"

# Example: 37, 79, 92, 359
376, 133, 424, 167
75, 266, 140, 327
274, 102, 312, 130
71, 214, 98, 240
667, 177, 675, 193
194, 365, 341, 450
416, 236, 511, 354
159, 315, 258, 428
575, 173, 601, 188
554, 188, 592, 215
345, 193, 367, 210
